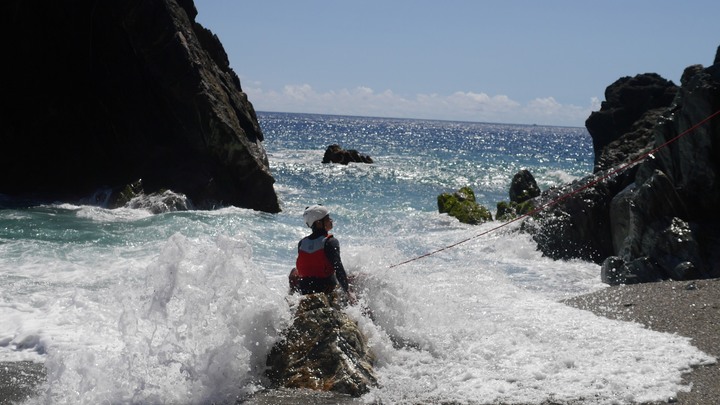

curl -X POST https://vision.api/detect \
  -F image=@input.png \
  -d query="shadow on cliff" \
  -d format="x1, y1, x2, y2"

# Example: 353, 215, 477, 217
2, 0, 279, 213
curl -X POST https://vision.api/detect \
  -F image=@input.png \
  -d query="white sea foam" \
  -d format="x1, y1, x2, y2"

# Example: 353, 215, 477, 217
1, 115, 714, 404
8, 210, 712, 403
13, 232, 290, 404
347, 226, 714, 404
541, 169, 584, 187
2, 202, 714, 405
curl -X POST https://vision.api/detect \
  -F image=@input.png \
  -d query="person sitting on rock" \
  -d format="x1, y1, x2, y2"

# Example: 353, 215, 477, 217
289, 205, 355, 304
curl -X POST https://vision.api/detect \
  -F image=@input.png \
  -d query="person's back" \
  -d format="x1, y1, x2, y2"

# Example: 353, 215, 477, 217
291, 205, 354, 303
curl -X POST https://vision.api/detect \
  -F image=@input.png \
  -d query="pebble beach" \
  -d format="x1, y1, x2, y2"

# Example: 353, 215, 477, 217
564, 278, 720, 405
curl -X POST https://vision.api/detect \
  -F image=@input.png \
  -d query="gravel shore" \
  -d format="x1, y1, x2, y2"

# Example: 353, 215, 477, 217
564, 278, 720, 405
0, 361, 45, 404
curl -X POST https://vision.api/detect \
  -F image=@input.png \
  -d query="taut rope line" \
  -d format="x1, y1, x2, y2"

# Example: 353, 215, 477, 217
388, 109, 720, 269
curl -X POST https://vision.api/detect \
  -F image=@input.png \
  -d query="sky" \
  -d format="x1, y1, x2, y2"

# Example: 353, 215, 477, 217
194, 0, 719, 127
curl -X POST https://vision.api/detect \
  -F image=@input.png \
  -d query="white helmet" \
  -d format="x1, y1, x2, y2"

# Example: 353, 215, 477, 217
303, 204, 329, 228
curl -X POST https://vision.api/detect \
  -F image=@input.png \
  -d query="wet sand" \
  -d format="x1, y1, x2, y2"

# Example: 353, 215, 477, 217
0, 361, 45, 404
564, 278, 720, 405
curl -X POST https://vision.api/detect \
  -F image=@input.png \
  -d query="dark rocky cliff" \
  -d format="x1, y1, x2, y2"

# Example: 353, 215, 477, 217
2, 0, 280, 212
527, 46, 720, 284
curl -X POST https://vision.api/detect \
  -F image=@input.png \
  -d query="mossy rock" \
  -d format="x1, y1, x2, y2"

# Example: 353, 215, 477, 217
437, 187, 493, 224
496, 201, 515, 221
495, 200, 537, 221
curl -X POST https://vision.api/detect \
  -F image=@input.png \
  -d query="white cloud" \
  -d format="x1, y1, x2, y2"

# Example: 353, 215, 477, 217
282, 84, 314, 101
242, 83, 597, 127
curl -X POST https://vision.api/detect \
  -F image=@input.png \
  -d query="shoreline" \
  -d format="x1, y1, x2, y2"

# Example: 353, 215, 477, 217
564, 278, 720, 405
3, 279, 718, 404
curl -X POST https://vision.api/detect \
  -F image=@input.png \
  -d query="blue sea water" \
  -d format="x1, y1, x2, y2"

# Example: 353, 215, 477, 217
0, 112, 713, 404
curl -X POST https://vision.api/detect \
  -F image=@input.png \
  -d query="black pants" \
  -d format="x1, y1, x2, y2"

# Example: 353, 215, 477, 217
298, 275, 337, 295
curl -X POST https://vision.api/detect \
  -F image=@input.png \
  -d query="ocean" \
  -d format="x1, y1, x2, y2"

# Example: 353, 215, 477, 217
0, 112, 713, 404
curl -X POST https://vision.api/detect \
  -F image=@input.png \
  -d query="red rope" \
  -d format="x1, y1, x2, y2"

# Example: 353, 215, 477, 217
388, 109, 720, 269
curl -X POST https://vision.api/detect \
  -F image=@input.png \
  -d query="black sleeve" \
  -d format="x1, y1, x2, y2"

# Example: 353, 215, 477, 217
324, 236, 349, 292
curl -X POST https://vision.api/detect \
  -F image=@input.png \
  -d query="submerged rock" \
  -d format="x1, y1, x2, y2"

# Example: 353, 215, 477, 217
90, 179, 193, 213
437, 186, 493, 224
265, 293, 377, 397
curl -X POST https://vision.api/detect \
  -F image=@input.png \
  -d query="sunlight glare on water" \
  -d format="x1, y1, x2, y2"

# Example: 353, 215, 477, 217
0, 113, 713, 404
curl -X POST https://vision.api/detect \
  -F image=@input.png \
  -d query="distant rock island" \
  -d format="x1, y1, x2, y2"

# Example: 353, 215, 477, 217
2, 0, 280, 212
322, 144, 374, 165
528, 45, 720, 284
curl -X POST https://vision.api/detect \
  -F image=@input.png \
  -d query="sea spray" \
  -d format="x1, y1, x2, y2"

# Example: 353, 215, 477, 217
37, 233, 291, 404
2, 113, 715, 404
353, 228, 713, 404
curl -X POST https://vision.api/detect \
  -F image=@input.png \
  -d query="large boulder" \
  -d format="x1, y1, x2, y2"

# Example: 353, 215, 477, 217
509, 169, 540, 203
265, 293, 377, 397
438, 186, 493, 224
528, 45, 720, 284
2, 0, 280, 212
494, 169, 539, 221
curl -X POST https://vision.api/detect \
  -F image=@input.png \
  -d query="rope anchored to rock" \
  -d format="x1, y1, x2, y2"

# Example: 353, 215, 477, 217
388, 108, 720, 269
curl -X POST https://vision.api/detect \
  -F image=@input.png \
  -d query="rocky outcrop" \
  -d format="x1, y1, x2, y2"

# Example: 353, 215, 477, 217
266, 293, 377, 397
438, 186, 493, 224
91, 178, 193, 214
495, 170, 539, 221
2, 0, 280, 212
322, 145, 374, 165
528, 46, 720, 284
495, 200, 534, 221
585, 73, 678, 172
525, 170, 623, 263
509, 169, 540, 203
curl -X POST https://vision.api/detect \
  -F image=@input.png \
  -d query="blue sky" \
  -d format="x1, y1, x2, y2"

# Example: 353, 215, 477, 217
194, 1, 719, 127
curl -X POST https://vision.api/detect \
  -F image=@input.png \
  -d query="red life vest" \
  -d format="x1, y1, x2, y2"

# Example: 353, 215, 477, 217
296, 235, 335, 278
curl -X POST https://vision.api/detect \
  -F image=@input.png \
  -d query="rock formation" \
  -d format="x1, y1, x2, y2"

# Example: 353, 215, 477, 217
495, 170, 539, 221
527, 46, 720, 284
509, 169, 541, 203
438, 186, 493, 224
2, 0, 280, 212
266, 293, 377, 397
585, 73, 678, 172
322, 144, 374, 165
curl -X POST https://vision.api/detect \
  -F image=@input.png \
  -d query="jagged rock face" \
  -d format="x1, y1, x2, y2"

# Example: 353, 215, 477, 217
605, 57, 720, 284
530, 46, 720, 284
525, 169, 626, 263
2, 0, 280, 212
592, 108, 667, 173
266, 293, 377, 397
585, 73, 678, 172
